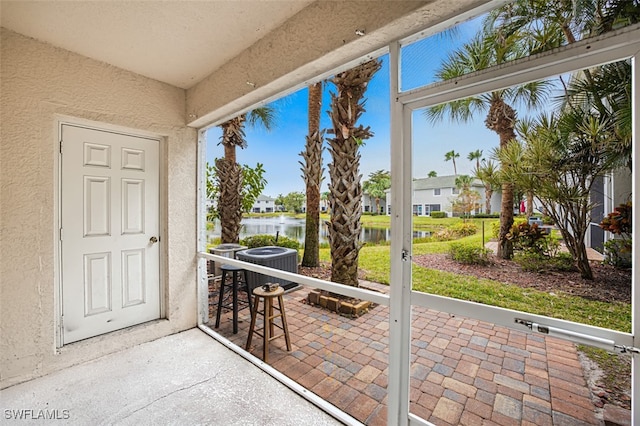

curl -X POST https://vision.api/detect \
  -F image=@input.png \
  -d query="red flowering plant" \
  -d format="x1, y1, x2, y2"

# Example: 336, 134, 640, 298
599, 201, 632, 235
599, 201, 632, 268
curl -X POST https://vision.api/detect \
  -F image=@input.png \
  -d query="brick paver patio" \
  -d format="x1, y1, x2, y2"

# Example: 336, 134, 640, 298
208, 280, 625, 425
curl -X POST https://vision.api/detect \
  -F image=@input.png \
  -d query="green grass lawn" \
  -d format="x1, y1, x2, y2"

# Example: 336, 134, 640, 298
316, 225, 631, 334
219, 214, 630, 332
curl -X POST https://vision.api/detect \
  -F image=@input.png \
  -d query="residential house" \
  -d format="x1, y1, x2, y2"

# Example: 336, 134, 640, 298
387, 175, 501, 217
251, 194, 276, 213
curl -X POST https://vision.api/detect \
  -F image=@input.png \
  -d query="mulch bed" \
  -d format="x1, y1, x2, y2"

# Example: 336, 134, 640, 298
413, 253, 631, 304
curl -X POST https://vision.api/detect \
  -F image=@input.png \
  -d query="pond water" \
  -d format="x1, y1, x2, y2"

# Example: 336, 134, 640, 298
207, 216, 431, 245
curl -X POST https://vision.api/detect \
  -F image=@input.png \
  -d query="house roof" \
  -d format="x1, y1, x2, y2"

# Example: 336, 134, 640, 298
412, 175, 484, 190
256, 194, 275, 202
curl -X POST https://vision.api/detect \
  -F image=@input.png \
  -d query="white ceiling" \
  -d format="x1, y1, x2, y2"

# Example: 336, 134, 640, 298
0, 1, 314, 89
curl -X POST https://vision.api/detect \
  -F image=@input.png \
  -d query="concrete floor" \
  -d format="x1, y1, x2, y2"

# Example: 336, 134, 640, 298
0, 329, 344, 425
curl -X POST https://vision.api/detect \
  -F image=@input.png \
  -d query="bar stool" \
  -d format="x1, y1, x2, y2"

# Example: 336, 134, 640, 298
215, 264, 252, 334
245, 285, 291, 362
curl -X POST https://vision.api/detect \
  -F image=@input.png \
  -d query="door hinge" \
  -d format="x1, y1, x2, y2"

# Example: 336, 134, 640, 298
59, 139, 63, 154
59, 228, 63, 241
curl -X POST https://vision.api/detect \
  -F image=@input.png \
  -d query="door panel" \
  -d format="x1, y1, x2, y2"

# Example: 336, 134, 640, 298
61, 124, 160, 344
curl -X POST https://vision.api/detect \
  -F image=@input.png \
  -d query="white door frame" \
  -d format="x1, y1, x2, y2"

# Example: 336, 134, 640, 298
54, 116, 166, 348
388, 26, 640, 425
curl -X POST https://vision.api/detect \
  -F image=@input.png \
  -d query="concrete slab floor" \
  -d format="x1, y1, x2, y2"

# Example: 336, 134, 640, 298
0, 328, 344, 425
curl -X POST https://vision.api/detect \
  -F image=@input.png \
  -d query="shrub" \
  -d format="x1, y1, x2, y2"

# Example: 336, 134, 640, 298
473, 213, 500, 218
514, 251, 576, 273
430, 211, 447, 218
449, 243, 491, 265
550, 252, 577, 272
433, 222, 478, 242
491, 217, 527, 239
513, 251, 547, 272
506, 221, 558, 256
240, 234, 300, 250
449, 222, 478, 238
599, 201, 632, 235
603, 239, 632, 269
433, 228, 456, 241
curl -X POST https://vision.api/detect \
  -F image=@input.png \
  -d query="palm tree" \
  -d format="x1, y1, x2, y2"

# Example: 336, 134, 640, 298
453, 174, 480, 218
454, 174, 473, 191
426, 28, 551, 259
363, 170, 391, 215
427, 170, 437, 178
488, 0, 639, 170
444, 150, 460, 175
217, 107, 275, 243
473, 159, 499, 215
327, 59, 382, 286
300, 82, 325, 267
467, 149, 483, 171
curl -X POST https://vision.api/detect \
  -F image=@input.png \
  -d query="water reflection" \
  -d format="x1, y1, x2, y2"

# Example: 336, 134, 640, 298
208, 216, 430, 244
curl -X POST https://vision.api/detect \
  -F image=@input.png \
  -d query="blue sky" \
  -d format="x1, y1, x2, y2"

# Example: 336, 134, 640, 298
204, 15, 516, 197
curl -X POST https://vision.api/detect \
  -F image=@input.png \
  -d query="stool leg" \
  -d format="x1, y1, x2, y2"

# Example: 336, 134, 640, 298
232, 271, 239, 334
215, 270, 228, 328
243, 270, 253, 318
263, 297, 272, 362
245, 295, 260, 351
278, 295, 292, 351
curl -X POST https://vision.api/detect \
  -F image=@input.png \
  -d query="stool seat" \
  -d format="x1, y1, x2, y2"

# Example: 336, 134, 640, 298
215, 264, 252, 334
245, 285, 291, 362
220, 264, 243, 272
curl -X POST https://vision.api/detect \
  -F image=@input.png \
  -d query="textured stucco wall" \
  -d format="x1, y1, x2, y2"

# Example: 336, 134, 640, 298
0, 28, 197, 388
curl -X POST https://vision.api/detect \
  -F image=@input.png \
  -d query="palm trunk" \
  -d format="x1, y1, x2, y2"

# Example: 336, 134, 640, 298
217, 115, 247, 243
327, 60, 381, 286
485, 185, 493, 214
216, 158, 242, 243
526, 191, 534, 217
485, 95, 516, 259
301, 82, 324, 267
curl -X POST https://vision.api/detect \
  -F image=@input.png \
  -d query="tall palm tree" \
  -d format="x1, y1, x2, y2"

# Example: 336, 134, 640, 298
327, 59, 381, 286
426, 28, 551, 259
444, 150, 460, 175
467, 149, 483, 171
300, 82, 325, 267
217, 107, 275, 243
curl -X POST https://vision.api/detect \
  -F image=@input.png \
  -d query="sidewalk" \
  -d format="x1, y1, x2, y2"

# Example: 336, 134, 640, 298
210, 281, 623, 425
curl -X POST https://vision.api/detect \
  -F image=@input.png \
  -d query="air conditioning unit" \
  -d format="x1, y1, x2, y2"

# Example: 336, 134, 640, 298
236, 246, 299, 292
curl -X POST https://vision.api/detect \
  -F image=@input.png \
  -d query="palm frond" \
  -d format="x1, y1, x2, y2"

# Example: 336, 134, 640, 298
247, 105, 277, 131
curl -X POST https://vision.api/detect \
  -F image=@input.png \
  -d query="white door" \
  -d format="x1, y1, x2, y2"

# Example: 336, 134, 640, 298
60, 124, 160, 344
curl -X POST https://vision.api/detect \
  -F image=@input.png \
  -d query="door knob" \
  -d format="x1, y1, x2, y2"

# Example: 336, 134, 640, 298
149, 236, 158, 244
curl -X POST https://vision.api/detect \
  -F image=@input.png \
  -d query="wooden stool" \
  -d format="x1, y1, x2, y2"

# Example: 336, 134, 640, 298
215, 264, 252, 334
245, 285, 291, 362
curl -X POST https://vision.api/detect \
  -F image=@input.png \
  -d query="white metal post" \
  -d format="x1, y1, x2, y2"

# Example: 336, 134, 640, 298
197, 129, 209, 325
387, 41, 414, 426
631, 54, 639, 426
